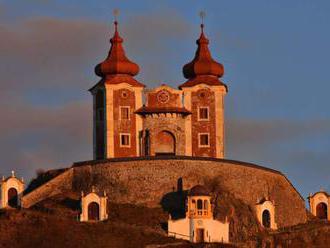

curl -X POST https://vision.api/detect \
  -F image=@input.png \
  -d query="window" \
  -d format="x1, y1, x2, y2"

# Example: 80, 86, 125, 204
199, 133, 210, 147
197, 199, 203, 215
192, 199, 196, 208
203, 200, 208, 210
198, 107, 209, 120
120, 106, 130, 120
197, 200, 203, 210
120, 133, 130, 147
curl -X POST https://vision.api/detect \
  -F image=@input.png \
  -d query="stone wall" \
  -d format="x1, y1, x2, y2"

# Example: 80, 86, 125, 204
21, 157, 307, 228
21, 168, 74, 208
71, 157, 307, 228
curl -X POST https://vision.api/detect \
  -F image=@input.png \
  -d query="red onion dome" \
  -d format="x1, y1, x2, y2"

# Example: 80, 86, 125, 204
182, 24, 224, 79
95, 21, 140, 78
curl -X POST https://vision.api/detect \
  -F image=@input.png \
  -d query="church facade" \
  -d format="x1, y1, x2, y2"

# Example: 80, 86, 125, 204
89, 21, 227, 160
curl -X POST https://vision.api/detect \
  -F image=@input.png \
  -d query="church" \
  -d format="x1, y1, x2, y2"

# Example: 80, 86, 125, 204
89, 21, 226, 160
0, 17, 329, 246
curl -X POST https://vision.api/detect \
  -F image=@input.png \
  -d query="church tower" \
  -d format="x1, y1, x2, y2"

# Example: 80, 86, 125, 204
180, 23, 228, 158
89, 21, 145, 160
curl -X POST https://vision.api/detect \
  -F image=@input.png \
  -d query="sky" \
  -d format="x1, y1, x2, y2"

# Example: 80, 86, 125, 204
0, 0, 329, 201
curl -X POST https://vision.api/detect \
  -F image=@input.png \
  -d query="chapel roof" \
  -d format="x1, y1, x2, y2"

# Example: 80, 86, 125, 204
135, 106, 191, 116
188, 185, 210, 196
308, 190, 330, 199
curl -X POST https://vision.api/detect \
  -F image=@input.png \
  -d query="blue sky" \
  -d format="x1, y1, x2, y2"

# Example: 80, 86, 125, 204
0, 0, 330, 200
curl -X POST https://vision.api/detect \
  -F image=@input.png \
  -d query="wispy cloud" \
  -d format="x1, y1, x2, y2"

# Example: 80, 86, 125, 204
0, 12, 191, 181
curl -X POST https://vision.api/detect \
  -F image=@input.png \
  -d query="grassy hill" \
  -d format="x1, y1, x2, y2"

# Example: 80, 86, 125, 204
0, 193, 235, 248
1, 190, 330, 247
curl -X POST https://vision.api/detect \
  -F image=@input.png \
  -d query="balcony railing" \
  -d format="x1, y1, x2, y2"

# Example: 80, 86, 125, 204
189, 209, 209, 217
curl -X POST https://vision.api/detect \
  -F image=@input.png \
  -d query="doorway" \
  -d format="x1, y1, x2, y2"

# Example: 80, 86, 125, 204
262, 210, 271, 228
8, 188, 18, 208
316, 202, 328, 219
88, 202, 100, 221
196, 228, 205, 243
155, 131, 175, 156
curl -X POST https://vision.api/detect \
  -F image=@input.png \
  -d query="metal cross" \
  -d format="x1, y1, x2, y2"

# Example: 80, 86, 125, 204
113, 9, 119, 22
199, 11, 206, 25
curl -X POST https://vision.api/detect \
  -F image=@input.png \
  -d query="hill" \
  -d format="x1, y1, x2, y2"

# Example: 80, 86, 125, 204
1, 190, 330, 247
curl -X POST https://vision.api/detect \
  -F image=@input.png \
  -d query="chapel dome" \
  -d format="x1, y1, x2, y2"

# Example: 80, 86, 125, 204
189, 185, 210, 196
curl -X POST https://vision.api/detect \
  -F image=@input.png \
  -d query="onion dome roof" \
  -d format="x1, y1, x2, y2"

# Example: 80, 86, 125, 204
182, 24, 224, 79
95, 21, 140, 78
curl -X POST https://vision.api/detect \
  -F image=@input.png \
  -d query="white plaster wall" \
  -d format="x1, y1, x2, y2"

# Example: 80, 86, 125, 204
204, 219, 229, 243
168, 217, 229, 243
191, 218, 229, 243
168, 218, 190, 241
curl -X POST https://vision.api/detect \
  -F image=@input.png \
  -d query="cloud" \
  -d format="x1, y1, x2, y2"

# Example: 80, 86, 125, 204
0, 12, 192, 94
226, 118, 330, 197
0, 99, 92, 180
0, 12, 192, 182
227, 118, 330, 147
122, 13, 192, 86
0, 17, 107, 92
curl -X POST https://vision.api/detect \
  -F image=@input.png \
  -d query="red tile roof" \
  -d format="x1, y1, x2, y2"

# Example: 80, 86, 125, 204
135, 106, 191, 116
89, 75, 145, 92
179, 75, 227, 90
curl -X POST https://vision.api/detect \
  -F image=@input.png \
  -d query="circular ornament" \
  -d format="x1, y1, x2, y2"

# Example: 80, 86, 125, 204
197, 89, 210, 100
157, 90, 170, 104
197, 220, 203, 226
121, 90, 129, 98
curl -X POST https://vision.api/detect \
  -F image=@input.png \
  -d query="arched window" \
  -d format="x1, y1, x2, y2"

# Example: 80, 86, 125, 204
88, 202, 100, 221
192, 199, 196, 208
8, 188, 18, 208
197, 199, 203, 210
197, 199, 203, 215
262, 210, 271, 228
203, 200, 208, 210
316, 202, 328, 219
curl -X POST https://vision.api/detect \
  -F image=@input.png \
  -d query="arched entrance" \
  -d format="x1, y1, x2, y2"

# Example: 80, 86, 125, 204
8, 188, 18, 208
262, 210, 271, 228
88, 202, 100, 221
316, 202, 328, 219
155, 131, 175, 156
